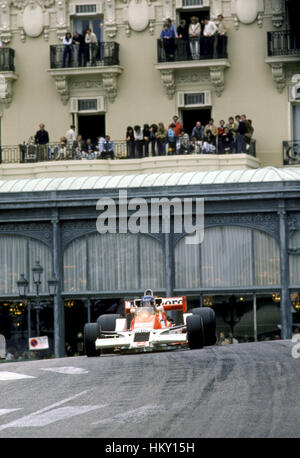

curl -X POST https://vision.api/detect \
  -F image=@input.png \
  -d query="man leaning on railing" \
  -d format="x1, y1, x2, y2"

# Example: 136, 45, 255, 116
85, 28, 98, 66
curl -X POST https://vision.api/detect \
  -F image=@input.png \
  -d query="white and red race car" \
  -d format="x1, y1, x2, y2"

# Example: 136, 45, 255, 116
84, 290, 216, 357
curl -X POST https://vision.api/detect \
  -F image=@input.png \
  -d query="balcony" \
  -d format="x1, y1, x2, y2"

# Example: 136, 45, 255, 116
267, 31, 300, 58
265, 30, 300, 93
155, 39, 230, 98
48, 42, 123, 104
283, 141, 300, 166
0, 139, 260, 180
0, 48, 15, 72
50, 42, 120, 68
0, 48, 18, 107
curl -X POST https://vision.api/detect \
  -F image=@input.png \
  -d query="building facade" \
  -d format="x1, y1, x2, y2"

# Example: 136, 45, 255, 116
0, 0, 299, 168
0, 168, 300, 357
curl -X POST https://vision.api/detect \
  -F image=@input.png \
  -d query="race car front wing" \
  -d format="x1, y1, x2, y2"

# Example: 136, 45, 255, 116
95, 327, 188, 351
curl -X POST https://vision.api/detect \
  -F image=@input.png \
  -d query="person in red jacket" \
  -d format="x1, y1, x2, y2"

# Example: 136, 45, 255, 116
169, 115, 183, 139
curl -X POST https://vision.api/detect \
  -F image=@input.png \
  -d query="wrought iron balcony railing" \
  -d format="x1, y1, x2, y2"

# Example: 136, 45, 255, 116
157, 37, 228, 63
267, 30, 300, 57
0, 48, 15, 72
283, 141, 300, 165
0, 137, 256, 164
50, 42, 120, 69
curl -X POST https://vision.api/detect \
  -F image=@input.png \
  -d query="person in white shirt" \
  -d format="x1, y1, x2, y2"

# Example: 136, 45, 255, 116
66, 125, 76, 153
188, 16, 201, 60
62, 32, 73, 67
217, 14, 228, 58
134, 125, 143, 158
85, 28, 98, 65
203, 17, 218, 59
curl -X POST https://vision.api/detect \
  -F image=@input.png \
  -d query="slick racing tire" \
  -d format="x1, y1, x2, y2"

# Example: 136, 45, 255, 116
189, 307, 217, 346
97, 314, 120, 333
84, 322, 100, 357
186, 314, 205, 350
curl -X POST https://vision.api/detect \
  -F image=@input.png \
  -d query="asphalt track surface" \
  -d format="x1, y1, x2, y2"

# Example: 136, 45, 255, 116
0, 340, 299, 438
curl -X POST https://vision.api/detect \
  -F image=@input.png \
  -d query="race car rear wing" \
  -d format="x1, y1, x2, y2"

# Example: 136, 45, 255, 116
125, 296, 187, 314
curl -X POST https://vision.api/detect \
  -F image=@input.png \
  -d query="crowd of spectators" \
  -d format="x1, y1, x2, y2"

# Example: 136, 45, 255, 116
22, 114, 254, 162
61, 28, 101, 67
126, 114, 255, 158
159, 15, 228, 61
21, 123, 115, 161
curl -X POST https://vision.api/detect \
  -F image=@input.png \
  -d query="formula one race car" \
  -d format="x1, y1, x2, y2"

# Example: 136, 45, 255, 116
83, 290, 217, 357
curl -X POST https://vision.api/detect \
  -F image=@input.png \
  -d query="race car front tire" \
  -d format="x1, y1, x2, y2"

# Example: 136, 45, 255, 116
84, 323, 100, 357
97, 314, 121, 333
186, 314, 205, 350
189, 307, 217, 346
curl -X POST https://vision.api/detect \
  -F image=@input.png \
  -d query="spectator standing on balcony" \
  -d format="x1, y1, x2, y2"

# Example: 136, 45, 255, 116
204, 118, 218, 146
72, 31, 86, 67
62, 32, 73, 68
167, 123, 176, 155
189, 16, 201, 60
221, 127, 234, 153
177, 19, 190, 59
165, 18, 178, 39
134, 125, 143, 158
177, 19, 188, 40
126, 126, 135, 159
216, 14, 228, 58
156, 122, 168, 156
149, 123, 158, 157
66, 125, 76, 152
241, 114, 253, 150
160, 23, 176, 61
191, 121, 204, 153
34, 123, 49, 161
85, 28, 98, 66
226, 116, 238, 138
143, 124, 151, 158
235, 114, 247, 153
169, 115, 183, 141
218, 120, 226, 152
203, 17, 218, 59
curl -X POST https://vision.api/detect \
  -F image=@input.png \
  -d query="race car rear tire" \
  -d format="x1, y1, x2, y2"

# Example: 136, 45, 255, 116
84, 323, 100, 357
186, 314, 205, 350
97, 314, 120, 333
189, 307, 217, 346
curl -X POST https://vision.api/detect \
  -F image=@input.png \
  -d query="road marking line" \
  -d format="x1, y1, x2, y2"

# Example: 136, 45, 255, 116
0, 372, 36, 381
41, 367, 89, 375
0, 390, 90, 432
0, 409, 22, 417
3, 406, 105, 428
92, 405, 160, 425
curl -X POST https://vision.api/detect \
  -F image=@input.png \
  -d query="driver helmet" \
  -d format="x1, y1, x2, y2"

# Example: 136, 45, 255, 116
141, 295, 155, 307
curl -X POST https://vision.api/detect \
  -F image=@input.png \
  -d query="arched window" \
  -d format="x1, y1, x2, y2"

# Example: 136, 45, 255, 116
175, 226, 280, 289
0, 235, 52, 295
63, 233, 165, 293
